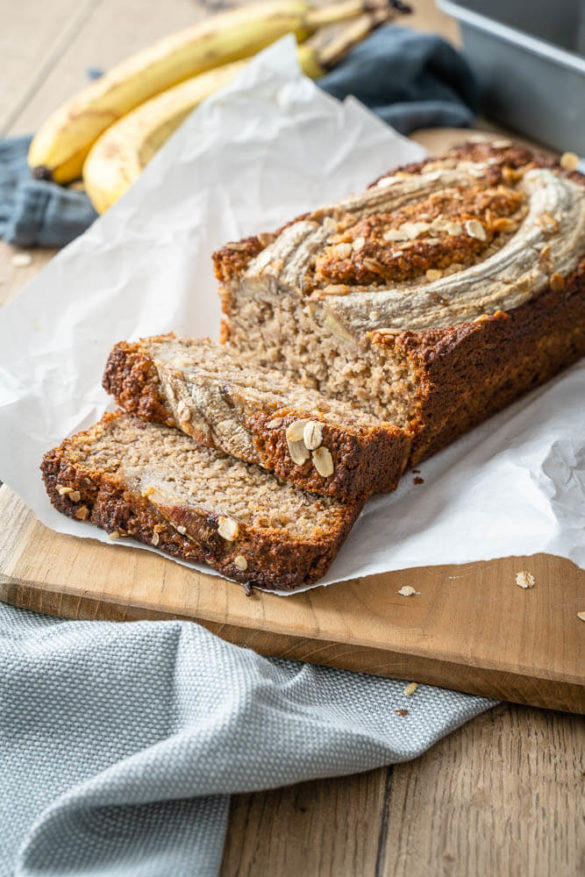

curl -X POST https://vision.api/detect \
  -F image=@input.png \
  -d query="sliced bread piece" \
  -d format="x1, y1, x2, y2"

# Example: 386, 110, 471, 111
41, 412, 363, 591
103, 334, 411, 500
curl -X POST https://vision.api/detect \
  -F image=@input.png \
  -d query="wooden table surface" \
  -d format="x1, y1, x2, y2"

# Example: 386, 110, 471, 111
1, 1, 584, 874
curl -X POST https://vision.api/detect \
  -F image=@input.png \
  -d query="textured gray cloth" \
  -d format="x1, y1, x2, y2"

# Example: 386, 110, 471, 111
0, 601, 494, 876
319, 26, 479, 133
0, 136, 98, 248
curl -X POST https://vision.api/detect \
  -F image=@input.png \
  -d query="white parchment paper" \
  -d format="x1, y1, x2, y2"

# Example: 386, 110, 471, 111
1, 38, 585, 592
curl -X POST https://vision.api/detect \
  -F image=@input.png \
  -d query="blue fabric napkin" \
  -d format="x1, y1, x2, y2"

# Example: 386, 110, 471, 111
0, 136, 98, 248
0, 602, 494, 876
318, 25, 479, 132
0, 26, 478, 249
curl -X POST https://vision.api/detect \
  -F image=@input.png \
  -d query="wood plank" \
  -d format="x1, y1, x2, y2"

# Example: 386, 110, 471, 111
407, 0, 460, 44
0, 0, 97, 134
221, 703, 585, 876
379, 704, 585, 877
0, 242, 56, 307
2, 486, 584, 712
221, 766, 388, 876
6, 0, 240, 136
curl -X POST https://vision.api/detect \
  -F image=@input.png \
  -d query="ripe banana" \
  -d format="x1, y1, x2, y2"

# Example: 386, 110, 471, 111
83, 14, 390, 214
28, 0, 390, 184
83, 61, 247, 213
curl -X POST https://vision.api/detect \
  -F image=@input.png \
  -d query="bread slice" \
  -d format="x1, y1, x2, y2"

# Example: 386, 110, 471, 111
103, 334, 411, 500
214, 142, 585, 464
41, 412, 363, 591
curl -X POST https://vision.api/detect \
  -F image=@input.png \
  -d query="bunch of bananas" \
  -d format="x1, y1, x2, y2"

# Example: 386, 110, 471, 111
29, 0, 409, 213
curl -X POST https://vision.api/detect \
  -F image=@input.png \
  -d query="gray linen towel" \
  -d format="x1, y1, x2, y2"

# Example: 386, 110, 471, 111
0, 602, 494, 876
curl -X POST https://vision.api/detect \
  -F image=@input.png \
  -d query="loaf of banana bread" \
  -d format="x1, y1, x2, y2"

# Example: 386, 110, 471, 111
103, 334, 411, 500
214, 142, 585, 464
41, 412, 362, 591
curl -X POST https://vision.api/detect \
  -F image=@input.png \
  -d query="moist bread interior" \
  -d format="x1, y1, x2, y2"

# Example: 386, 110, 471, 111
64, 414, 343, 537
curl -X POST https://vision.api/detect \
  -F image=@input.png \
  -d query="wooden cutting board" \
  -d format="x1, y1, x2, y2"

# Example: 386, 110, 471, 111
2, 128, 583, 714
2, 483, 584, 713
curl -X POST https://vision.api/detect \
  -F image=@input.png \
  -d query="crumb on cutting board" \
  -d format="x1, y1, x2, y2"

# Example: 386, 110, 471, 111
11, 252, 32, 268
515, 570, 535, 589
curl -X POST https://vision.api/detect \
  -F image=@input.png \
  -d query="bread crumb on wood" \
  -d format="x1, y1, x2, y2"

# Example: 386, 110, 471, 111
11, 252, 32, 268
515, 570, 535, 589
398, 585, 420, 597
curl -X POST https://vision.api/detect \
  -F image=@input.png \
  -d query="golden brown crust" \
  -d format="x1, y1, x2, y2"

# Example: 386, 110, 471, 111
213, 141, 564, 290
367, 140, 562, 188
214, 141, 585, 296
213, 236, 266, 284
244, 409, 410, 498
103, 338, 411, 500
213, 220, 312, 287
392, 258, 585, 463
41, 412, 362, 592
309, 170, 525, 290
102, 336, 175, 427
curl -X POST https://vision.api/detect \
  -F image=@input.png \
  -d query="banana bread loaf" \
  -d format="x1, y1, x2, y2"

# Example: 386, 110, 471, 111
214, 142, 585, 464
103, 334, 411, 500
41, 412, 362, 591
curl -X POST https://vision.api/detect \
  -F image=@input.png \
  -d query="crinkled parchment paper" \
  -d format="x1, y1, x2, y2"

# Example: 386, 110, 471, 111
1, 38, 585, 593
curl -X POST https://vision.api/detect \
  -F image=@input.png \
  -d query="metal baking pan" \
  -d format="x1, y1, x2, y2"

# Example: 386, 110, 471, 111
437, 0, 585, 154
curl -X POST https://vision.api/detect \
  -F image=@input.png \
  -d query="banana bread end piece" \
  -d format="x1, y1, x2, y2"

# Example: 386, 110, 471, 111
41, 412, 363, 591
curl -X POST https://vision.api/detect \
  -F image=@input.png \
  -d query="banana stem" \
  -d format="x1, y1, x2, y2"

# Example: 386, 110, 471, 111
305, 0, 407, 30
310, 10, 391, 68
